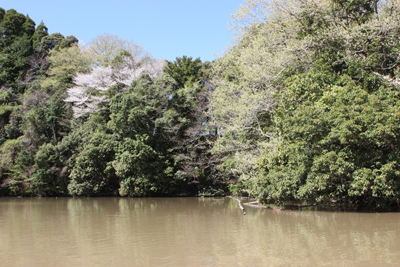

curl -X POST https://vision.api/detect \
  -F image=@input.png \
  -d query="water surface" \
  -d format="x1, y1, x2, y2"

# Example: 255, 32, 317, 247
1, 197, 400, 266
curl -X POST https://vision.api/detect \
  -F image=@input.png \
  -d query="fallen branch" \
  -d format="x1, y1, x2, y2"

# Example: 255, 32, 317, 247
242, 201, 284, 210
227, 196, 246, 215
227, 197, 316, 213
243, 201, 317, 211
243, 201, 270, 209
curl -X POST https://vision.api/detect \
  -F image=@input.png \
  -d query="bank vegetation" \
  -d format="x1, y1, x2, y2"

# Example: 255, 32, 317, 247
1, 0, 400, 210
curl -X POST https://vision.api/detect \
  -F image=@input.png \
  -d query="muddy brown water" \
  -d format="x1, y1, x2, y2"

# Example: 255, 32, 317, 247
1, 197, 400, 267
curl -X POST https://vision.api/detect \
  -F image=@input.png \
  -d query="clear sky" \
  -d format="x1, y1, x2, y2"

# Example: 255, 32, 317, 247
1, 0, 244, 62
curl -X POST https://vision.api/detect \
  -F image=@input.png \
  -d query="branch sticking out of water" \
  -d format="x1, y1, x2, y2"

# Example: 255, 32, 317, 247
227, 196, 246, 215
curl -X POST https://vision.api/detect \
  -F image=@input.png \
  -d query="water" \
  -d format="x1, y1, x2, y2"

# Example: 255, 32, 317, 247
1, 197, 400, 267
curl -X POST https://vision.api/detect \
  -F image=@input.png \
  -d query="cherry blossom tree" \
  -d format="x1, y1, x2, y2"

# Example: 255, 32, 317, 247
65, 56, 165, 117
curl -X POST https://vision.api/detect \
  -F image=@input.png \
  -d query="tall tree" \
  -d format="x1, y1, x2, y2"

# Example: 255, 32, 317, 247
164, 56, 203, 88
32, 21, 48, 51
65, 55, 165, 118
162, 57, 226, 195
0, 9, 34, 48
0, 34, 33, 93
83, 33, 148, 66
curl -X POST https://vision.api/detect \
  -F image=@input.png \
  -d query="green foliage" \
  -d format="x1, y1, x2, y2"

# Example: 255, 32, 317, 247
0, 9, 35, 49
4, 106, 22, 139
257, 73, 400, 208
114, 135, 166, 197
164, 56, 203, 88
109, 75, 161, 137
41, 44, 92, 93
23, 91, 68, 145
0, 34, 33, 92
2, 3, 400, 207
108, 75, 179, 196
0, 8, 79, 197
68, 131, 118, 196
31, 143, 68, 196
0, 137, 34, 196
32, 21, 48, 50
161, 57, 227, 194
84, 33, 147, 66
212, 0, 400, 208
0, 9, 36, 98
39, 33, 63, 51
0, 8, 227, 198
22, 15, 35, 37
0, 8, 5, 22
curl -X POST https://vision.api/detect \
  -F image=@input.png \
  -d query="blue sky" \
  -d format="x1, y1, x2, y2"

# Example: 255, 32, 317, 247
2, 0, 244, 62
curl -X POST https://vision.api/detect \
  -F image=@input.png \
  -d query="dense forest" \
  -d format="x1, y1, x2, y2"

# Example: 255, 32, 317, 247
1, 0, 400, 209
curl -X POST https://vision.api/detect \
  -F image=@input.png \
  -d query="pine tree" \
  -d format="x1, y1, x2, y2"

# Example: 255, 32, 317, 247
32, 21, 48, 51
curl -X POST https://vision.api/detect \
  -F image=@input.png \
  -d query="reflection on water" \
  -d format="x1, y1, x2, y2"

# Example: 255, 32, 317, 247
1, 197, 400, 267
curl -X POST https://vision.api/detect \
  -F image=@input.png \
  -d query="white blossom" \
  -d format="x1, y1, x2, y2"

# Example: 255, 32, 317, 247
65, 56, 165, 117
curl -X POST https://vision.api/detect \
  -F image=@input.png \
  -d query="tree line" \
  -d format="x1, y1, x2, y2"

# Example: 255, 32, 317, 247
1, 1, 400, 209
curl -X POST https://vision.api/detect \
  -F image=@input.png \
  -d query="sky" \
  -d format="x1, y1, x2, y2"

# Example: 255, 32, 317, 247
2, 0, 245, 62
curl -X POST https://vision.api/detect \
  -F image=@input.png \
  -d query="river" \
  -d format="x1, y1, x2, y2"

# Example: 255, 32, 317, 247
1, 197, 400, 266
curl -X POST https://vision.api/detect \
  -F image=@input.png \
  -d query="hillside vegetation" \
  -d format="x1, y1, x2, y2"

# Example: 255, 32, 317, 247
1, 1, 400, 209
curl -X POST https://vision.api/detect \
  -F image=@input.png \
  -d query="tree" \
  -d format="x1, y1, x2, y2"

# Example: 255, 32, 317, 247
65, 55, 165, 117
108, 75, 174, 196
164, 56, 203, 88
68, 131, 119, 196
67, 75, 172, 197
39, 33, 64, 51
0, 8, 5, 22
22, 15, 35, 37
41, 44, 92, 93
236, 0, 400, 208
0, 34, 33, 93
0, 9, 38, 92
32, 21, 48, 51
40, 33, 78, 52
256, 72, 400, 208
208, 0, 400, 207
31, 142, 69, 196
0, 9, 35, 49
83, 33, 149, 66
